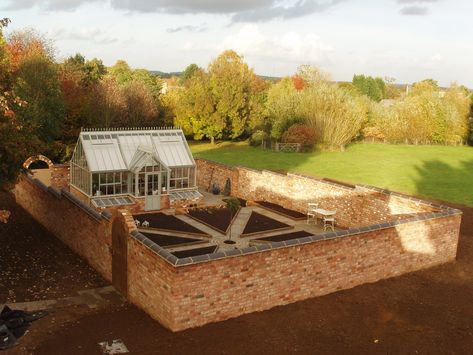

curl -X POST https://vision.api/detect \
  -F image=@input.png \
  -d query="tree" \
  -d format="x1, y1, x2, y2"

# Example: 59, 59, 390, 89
59, 53, 104, 140
121, 79, 158, 127
14, 51, 64, 143
266, 77, 302, 140
0, 19, 39, 190
352, 74, 386, 102
208, 50, 255, 139
174, 69, 224, 143
109, 60, 133, 84
180, 63, 199, 84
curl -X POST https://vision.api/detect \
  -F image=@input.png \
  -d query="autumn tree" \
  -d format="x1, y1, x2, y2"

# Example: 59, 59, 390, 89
0, 19, 39, 189
208, 50, 257, 139
174, 69, 224, 143
180, 63, 199, 84
59, 54, 107, 141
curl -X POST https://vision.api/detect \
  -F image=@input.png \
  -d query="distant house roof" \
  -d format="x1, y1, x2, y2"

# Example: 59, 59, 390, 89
79, 128, 195, 173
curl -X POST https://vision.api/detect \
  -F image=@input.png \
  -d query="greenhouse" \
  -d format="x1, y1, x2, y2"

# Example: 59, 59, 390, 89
70, 128, 199, 210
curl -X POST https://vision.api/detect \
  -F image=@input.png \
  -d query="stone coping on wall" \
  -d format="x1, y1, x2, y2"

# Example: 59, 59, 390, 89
24, 174, 112, 222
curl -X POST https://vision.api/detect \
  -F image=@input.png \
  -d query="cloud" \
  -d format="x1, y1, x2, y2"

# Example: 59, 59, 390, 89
52, 27, 118, 44
400, 5, 429, 15
2, 0, 99, 11
397, 0, 439, 15
166, 25, 207, 33
2, 0, 346, 22
217, 25, 332, 63
397, 0, 438, 3
231, 0, 346, 23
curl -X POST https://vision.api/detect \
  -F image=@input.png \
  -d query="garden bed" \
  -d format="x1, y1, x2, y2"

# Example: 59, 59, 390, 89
172, 245, 218, 259
133, 213, 207, 236
252, 230, 313, 244
140, 232, 207, 248
256, 201, 306, 220
241, 211, 292, 237
187, 207, 240, 234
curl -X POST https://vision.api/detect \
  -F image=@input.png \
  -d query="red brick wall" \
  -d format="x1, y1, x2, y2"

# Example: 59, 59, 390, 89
51, 164, 70, 190
163, 214, 460, 330
127, 237, 176, 329
196, 159, 435, 228
14, 176, 112, 281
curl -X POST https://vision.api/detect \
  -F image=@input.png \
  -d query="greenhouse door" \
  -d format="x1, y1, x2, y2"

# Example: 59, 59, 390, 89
145, 173, 161, 211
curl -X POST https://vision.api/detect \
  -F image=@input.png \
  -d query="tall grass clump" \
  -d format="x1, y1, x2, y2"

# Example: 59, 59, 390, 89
297, 82, 368, 150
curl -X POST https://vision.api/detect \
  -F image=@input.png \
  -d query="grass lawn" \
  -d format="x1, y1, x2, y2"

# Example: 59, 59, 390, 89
190, 141, 473, 207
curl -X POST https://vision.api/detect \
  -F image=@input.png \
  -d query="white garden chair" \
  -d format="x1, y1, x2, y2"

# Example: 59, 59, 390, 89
142, 220, 150, 228
307, 203, 319, 224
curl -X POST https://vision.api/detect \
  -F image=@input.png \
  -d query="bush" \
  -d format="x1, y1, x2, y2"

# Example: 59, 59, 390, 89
369, 83, 470, 145
249, 130, 267, 146
281, 124, 315, 151
298, 83, 368, 150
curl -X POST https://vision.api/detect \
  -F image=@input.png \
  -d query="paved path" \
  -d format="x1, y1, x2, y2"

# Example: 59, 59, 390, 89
5, 286, 124, 312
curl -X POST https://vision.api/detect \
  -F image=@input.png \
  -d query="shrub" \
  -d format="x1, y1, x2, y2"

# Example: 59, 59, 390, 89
249, 130, 267, 146
298, 83, 368, 150
281, 124, 315, 151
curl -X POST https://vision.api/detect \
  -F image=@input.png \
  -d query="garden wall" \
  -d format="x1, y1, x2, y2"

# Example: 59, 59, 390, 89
14, 160, 462, 333
129, 211, 460, 331
195, 158, 436, 228
14, 175, 113, 281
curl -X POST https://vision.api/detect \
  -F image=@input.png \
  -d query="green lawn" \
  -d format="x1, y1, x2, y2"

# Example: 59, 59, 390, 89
190, 142, 473, 206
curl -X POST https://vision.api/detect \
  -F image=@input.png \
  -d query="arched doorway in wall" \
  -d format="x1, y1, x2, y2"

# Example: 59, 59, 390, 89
111, 213, 128, 297
23, 155, 54, 186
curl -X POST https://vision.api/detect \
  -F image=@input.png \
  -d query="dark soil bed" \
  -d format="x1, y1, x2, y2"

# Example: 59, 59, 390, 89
172, 245, 218, 259
0, 192, 106, 303
133, 213, 207, 236
140, 232, 206, 248
255, 230, 313, 243
256, 201, 306, 220
241, 211, 292, 236
187, 207, 238, 234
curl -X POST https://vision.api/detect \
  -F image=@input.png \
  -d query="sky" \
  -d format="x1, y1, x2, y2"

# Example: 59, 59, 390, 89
1, 0, 472, 87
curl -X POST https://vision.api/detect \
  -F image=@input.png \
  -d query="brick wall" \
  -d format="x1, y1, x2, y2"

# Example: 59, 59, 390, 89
196, 159, 435, 228
130, 213, 460, 331
14, 176, 112, 281
127, 237, 176, 328
15, 161, 462, 333
51, 164, 70, 190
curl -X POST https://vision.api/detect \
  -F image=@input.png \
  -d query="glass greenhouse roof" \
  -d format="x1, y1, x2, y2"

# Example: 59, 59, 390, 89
79, 128, 195, 173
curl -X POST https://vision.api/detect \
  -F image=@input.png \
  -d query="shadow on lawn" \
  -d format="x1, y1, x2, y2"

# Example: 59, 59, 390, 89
413, 159, 473, 206
191, 142, 317, 174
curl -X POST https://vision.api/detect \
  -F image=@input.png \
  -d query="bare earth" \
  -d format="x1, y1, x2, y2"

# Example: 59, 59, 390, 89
1, 191, 472, 354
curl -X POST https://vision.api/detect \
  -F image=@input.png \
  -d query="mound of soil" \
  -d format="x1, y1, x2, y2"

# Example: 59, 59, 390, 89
172, 245, 218, 259
255, 230, 313, 243
256, 201, 306, 220
187, 207, 237, 234
140, 232, 206, 248
133, 213, 207, 236
241, 211, 291, 236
